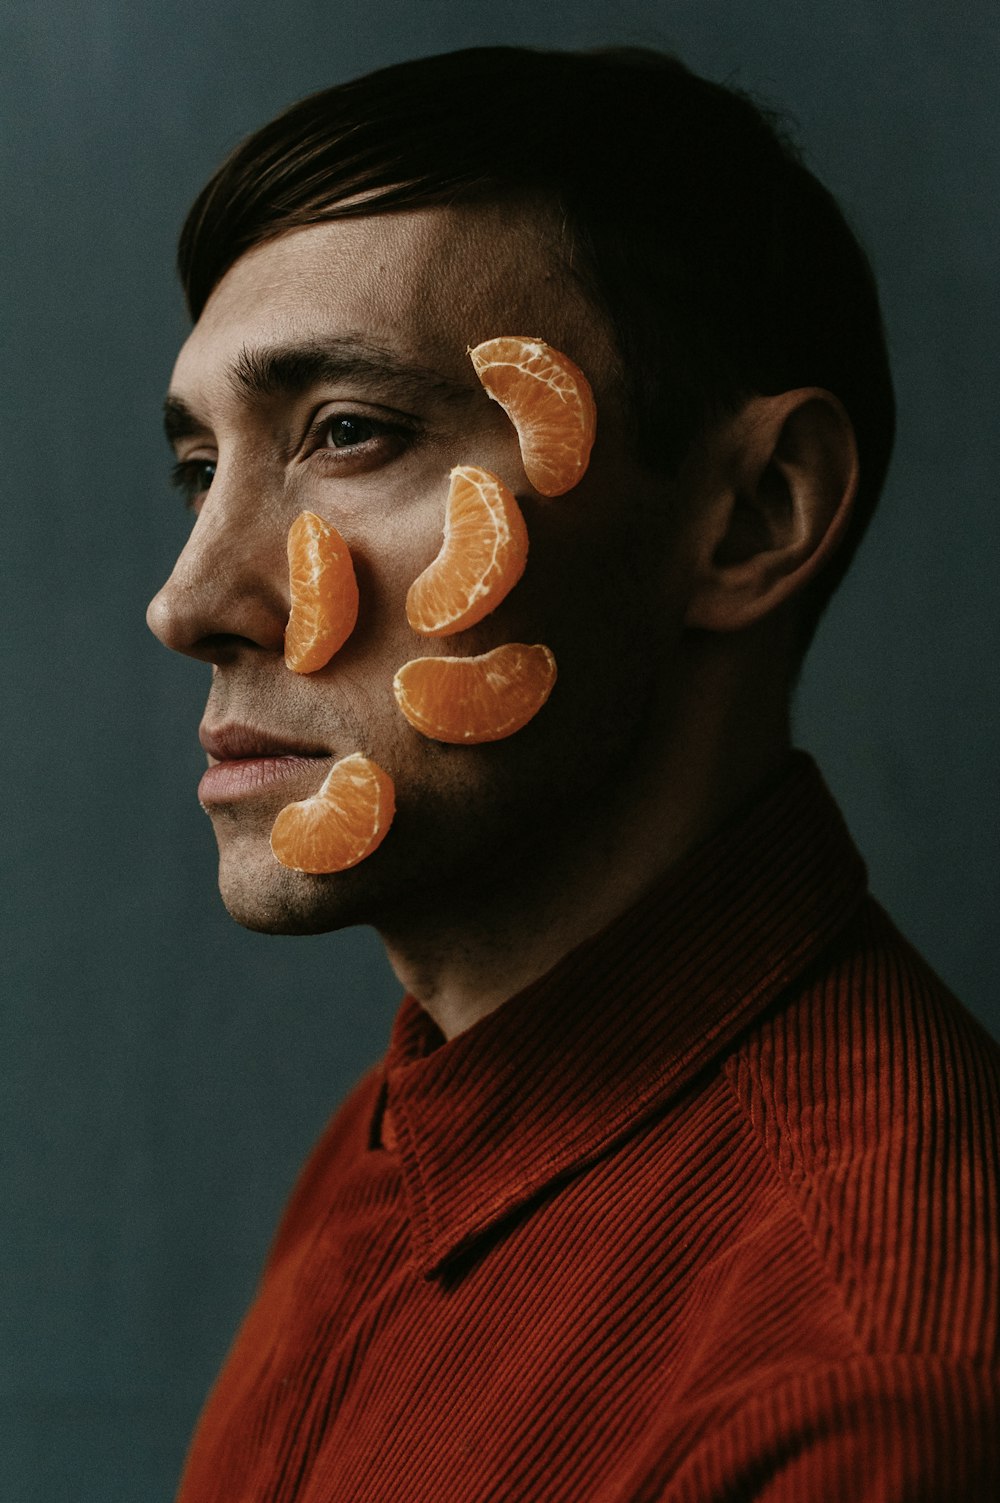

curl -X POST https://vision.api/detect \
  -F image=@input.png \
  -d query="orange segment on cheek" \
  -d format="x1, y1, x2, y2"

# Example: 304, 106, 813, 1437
405, 465, 529, 637
284, 511, 360, 674
270, 754, 396, 873
393, 642, 557, 744
469, 336, 597, 497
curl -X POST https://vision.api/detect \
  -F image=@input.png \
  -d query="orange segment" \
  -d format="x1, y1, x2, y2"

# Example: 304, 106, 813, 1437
284, 511, 359, 673
393, 642, 557, 744
469, 336, 597, 497
270, 753, 395, 873
406, 465, 529, 637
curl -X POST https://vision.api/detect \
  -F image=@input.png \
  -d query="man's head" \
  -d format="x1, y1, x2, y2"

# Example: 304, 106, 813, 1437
177, 45, 895, 642
147, 46, 893, 944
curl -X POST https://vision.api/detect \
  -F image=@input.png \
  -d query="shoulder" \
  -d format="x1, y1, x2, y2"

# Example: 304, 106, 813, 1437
725, 896, 1000, 1360
651, 1355, 999, 1502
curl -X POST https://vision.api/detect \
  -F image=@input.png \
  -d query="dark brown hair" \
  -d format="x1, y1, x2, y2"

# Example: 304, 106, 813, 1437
179, 46, 895, 645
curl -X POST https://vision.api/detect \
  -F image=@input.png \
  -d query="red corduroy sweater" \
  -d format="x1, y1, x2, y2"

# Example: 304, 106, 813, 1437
177, 755, 1000, 1501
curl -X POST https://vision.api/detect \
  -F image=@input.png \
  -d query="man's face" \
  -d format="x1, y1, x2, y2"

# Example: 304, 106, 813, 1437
147, 205, 692, 936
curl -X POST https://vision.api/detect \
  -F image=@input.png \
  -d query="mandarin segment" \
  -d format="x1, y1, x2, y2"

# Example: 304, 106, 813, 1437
270, 753, 395, 874
284, 510, 360, 674
469, 336, 597, 497
406, 465, 529, 637
393, 642, 557, 744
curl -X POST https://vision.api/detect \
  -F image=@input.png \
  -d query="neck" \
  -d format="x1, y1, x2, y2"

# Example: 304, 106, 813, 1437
380, 635, 793, 1040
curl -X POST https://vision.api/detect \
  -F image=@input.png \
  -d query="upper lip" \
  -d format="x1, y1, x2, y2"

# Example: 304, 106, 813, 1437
199, 723, 331, 761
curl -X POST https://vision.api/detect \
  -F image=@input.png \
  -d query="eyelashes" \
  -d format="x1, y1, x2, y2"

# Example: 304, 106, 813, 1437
170, 411, 416, 510
308, 411, 406, 452
171, 457, 217, 508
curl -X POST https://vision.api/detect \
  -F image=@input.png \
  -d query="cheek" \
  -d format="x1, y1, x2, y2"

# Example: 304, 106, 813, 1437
516, 498, 672, 663
306, 456, 676, 798
527, 514, 682, 769
340, 508, 442, 660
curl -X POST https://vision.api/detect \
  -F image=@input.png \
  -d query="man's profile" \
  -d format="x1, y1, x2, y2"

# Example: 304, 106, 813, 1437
147, 45, 999, 1501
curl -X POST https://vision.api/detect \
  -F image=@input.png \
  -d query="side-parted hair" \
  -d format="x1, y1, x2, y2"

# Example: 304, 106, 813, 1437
179, 46, 895, 646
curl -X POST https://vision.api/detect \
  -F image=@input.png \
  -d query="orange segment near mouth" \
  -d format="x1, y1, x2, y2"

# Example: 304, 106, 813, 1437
269, 753, 396, 873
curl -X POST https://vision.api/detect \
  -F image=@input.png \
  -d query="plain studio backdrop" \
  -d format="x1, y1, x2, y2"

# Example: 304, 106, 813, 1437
1, 1, 997, 1497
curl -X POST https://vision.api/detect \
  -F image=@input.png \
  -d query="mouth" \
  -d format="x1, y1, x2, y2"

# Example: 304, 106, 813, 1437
197, 722, 333, 805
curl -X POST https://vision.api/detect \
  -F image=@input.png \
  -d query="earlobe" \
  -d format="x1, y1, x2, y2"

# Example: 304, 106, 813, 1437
684, 389, 859, 633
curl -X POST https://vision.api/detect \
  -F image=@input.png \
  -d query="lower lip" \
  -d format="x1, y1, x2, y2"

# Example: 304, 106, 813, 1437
198, 755, 330, 804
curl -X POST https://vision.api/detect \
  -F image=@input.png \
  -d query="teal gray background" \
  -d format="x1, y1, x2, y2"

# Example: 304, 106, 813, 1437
2, 1, 997, 1498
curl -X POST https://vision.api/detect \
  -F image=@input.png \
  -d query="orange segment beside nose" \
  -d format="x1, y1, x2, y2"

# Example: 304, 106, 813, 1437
284, 511, 359, 674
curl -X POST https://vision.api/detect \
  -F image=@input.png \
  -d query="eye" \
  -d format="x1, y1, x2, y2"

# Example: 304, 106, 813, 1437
171, 457, 217, 509
319, 414, 385, 449
307, 408, 414, 475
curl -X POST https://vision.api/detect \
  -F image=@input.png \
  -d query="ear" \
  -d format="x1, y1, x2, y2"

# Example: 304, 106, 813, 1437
683, 389, 859, 633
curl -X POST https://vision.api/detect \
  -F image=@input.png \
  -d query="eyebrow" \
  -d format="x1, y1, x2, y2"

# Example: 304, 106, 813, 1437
163, 395, 209, 447
164, 336, 472, 448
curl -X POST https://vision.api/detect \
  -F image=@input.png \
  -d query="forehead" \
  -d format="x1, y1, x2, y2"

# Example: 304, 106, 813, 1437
171, 204, 617, 403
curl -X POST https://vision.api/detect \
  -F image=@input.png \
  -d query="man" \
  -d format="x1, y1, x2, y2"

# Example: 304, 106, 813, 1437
147, 46, 998, 1502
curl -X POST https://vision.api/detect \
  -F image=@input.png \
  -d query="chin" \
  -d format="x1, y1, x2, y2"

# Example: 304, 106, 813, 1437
216, 850, 381, 936
225, 895, 354, 937
205, 755, 575, 938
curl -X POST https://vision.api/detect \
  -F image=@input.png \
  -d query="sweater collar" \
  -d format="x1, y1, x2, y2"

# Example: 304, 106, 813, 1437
381, 753, 867, 1278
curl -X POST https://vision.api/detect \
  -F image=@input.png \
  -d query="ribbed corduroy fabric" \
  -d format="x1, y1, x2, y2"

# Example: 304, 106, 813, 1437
177, 755, 1000, 1502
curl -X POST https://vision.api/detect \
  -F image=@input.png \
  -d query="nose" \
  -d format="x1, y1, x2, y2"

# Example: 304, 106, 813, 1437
146, 485, 288, 664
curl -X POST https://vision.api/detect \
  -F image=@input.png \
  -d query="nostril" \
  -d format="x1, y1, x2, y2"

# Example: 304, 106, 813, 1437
145, 572, 289, 663
145, 519, 292, 659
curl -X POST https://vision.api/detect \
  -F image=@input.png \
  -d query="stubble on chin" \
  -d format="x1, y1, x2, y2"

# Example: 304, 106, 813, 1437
215, 846, 381, 936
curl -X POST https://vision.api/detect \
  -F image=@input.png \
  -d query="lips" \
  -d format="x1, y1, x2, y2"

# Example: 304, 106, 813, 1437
197, 723, 332, 805
199, 723, 331, 762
